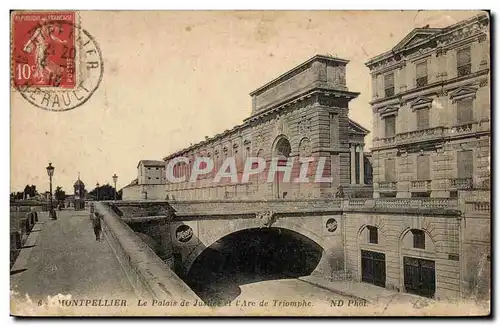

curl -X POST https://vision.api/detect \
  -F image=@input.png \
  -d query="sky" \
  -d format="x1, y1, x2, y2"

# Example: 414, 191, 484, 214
10, 10, 483, 193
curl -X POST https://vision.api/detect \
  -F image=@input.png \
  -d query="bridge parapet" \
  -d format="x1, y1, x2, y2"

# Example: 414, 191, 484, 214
94, 202, 205, 306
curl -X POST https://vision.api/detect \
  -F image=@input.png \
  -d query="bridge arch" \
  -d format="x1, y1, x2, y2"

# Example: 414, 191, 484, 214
182, 219, 324, 275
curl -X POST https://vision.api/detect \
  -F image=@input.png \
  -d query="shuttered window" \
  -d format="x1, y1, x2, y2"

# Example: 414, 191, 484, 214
384, 116, 396, 138
457, 47, 471, 76
457, 98, 473, 124
416, 61, 428, 87
457, 150, 473, 178
417, 155, 430, 180
385, 158, 396, 182
416, 108, 430, 130
412, 229, 426, 249
384, 73, 395, 97
367, 226, 378, 244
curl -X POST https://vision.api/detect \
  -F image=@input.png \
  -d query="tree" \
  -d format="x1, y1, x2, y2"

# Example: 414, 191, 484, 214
55, 186, 66, 201
88, 183, 122, 200
23, 185, 37, 199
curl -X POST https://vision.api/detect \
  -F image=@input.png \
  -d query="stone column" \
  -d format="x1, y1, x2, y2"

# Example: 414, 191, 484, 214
359, 145, 365, 185
350, 144, 356, 184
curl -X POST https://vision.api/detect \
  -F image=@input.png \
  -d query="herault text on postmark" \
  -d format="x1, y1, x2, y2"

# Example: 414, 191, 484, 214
11, 11, 103, 112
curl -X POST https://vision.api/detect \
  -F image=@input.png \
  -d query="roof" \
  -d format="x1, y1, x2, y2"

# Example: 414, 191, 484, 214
348, 119, 370, 135
137, 160, 166, 168
365, 13, 489, 68
250, 54, 349, 96
122, 178, 138, 189
74, 179, 85, 187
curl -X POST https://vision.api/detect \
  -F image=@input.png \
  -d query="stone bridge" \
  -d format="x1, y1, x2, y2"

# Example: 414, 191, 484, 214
103, 200, 347, 279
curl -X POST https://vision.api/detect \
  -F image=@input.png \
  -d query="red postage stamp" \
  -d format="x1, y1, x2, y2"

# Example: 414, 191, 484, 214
12, 11, 76, 89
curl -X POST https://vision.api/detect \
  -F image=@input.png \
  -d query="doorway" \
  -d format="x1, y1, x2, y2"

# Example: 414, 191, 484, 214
403, 256, 436, 298
361, 250, 386, 287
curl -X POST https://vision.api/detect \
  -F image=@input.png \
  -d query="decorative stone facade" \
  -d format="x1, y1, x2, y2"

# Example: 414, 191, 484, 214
162, 55, 371, 201
357, 13, 490, 300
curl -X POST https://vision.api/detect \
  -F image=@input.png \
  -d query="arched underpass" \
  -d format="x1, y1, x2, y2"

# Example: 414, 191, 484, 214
184, 227, 323, 304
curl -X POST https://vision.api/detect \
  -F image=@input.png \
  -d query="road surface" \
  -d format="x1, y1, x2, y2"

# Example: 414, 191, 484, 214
10, 209, 135, 305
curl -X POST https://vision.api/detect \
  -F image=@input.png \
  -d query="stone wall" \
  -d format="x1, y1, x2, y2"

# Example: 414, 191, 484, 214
344, 211, 462, 300
94, 202, 202, 303
170, 213, 345, 279
122, 184, 166, 201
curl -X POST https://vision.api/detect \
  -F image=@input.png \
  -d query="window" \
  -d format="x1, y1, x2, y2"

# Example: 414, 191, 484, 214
384, 158, 396, 182
367, 226, 378, 244
412, 229, 425, 249
456, 98, 473, 125
155, 167, 159, 170
417, 155, 430, 180
384, 73, 395, 97
416, 61, 428, 87
457, 47, 471, 77
147, 177, 151, 180
457, 150, 473, 179
411, 192, 430, 198
384, 116, 396, 138
416, 108, 430, 130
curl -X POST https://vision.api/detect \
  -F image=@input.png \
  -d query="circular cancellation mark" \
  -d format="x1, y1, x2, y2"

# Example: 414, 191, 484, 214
12, 14, 103, 112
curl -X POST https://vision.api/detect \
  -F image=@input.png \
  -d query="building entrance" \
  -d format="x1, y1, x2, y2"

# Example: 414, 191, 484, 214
361, 250, 386, 287
403, 256, 436, 298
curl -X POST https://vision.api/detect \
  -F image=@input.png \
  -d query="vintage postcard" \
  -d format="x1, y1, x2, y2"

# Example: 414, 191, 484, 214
10, 10, 491, 317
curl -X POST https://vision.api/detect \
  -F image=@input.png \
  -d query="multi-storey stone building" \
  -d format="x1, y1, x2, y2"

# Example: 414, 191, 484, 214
352, 13, 490, 300
121, 13, 490, 303
122, 160, 167, 200
161, 55, 372, 201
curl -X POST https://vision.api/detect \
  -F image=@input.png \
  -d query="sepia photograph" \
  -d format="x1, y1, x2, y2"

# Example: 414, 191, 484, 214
9, 9, 491, 317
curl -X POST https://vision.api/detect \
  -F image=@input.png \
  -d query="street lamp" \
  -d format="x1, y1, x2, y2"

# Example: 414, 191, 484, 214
96, 182, 100, 201
112, 174, 118, 201
46, 162, 56, 220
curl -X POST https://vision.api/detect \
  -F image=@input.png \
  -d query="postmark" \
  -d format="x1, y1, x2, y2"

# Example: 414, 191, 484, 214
12, 11, 103, 111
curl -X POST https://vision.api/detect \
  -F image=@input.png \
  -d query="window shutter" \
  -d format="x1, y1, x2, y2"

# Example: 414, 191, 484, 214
384, 73, 394, 89
385, 116, 396, 137
457, 48, 471, 67
416, 108, 430, 130
457, 98, 473, 124
416, 62, 427, 78
417, 155, 430, 180
457, 150, 473, 178
385, 159, 395, 182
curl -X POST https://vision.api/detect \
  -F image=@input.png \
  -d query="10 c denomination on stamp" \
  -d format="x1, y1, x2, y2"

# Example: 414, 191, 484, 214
12, 11, 103, 112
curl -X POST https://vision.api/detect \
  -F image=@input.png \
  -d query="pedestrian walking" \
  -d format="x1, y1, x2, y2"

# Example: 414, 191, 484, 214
89, 202, 94, 220
92, 212, 102, 241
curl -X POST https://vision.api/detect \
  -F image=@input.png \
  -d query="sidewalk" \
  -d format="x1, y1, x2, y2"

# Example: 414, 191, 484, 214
10, 209, 136, 315
299, 274, 432, 308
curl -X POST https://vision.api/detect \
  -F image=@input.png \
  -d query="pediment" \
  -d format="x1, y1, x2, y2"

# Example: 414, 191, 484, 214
379, 105, 399, 117
348, 119, 370, 135
410, 96, 433, 110
393, 28, 442, 52
449, 85, 478, 100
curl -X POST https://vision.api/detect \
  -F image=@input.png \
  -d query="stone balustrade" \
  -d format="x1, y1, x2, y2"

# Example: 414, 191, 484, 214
450, 178, 473, 190
465, 201, 490, 214
377, 181, 397, 190
411, 180, 432, 190
374, 126, 446, 148
374, 198, 458, 210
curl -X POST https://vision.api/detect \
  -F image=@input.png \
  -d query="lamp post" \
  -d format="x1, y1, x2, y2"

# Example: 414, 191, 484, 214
46, 162, 56, 220
96, 182, 100, 201
112, 174, 118, 201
